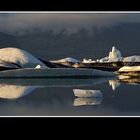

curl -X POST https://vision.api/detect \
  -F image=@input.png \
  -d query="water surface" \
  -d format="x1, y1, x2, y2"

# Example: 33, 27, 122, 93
0, 77, 140, 116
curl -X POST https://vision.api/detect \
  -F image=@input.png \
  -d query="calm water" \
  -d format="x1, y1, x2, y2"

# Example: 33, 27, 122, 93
0, 77, 140, 116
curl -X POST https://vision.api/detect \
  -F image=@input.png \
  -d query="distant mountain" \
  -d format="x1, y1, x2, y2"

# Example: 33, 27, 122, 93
0, 22, 140, 60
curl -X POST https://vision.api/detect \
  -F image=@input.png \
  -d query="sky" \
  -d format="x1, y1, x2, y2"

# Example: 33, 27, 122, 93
0, 12, 140, 34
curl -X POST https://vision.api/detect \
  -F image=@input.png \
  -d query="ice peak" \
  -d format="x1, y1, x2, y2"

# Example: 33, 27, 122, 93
108, 46, 122, 62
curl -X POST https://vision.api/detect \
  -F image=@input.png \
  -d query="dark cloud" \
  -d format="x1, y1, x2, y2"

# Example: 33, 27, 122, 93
0, 12, 140, 33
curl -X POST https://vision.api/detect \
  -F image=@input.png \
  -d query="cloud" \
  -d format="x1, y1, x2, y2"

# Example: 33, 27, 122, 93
0, 13, 140, 33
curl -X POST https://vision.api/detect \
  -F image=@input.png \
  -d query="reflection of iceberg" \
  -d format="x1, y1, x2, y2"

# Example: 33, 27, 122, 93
109, 80, 121, 91
73, 89, 103, 106
73, 89, 103, 98
51, 57, 80, 63
109, 78, 140, 88
0, 85, 38, 99
73, 98, 103, 106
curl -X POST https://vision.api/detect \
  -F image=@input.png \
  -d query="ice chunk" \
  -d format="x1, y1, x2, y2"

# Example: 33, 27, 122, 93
35, 64, 41, 69
123, 55, 140, 62
119, 66, 140, 72
108, 46, 122, 62
0, 47, 47, 68
82, 58, 96, 63
99, 56, 109, 63
51, 57, 80, 63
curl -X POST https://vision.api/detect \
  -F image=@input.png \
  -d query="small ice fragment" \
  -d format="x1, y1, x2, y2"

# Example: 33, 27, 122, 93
35, 64, 41, 69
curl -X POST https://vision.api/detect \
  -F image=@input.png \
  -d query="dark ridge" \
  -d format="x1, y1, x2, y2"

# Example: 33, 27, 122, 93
38, 58, 72, 68
38, 58, 57, 68
0, 66, 18, 71
10, 63, 22, 68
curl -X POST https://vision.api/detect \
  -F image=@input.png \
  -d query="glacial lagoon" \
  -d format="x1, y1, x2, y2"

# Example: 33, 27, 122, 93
0, 77, 140, 116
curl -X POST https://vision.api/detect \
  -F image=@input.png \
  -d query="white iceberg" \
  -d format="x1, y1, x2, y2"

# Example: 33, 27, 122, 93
108, 46, 122, 62
98, 46, 122, 62
82, 58, 96, 63
35, 64, 46, 69
51, 57, 80, 63
99, 56, 109, 63
0, 47, 47, 68
119, 66, 140, 72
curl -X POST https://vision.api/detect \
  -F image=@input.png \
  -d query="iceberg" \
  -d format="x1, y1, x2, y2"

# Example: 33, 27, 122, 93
108, 46, 122, 62
98, 46, 122, 63
82, 58, 96, 63
0, 47, 47, 68
123, 56, 140, 62
51, 57, 80, 63
99, 56, 109, 63
119, 66, 140, 72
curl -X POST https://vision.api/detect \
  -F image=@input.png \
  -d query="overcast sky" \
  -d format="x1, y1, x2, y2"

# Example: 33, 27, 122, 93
0, 13, 140, 33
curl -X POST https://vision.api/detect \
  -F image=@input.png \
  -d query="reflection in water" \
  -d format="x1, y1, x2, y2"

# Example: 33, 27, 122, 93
0, 77, 110, 100
1, 77, 140, 100
109, 77, 140, 91
73, 97, 103, 106
73, 89, 103, 106
73, 89, 103, 98
109, 80, 121, 91
1, 77, 140, 115
0, 85, 39, 99
118, 78, 140, 85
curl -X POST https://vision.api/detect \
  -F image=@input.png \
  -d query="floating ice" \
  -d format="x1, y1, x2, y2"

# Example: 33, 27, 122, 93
99, 56, 109, 63
82, 58, 96, 63
35, 64, 41, 69
51, 57, 80, 63
0, 47, 47, 68
123, 55, 140, 62
108, 46, 122, 62
98, 46, 122, 62
119, 66, 140, 72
